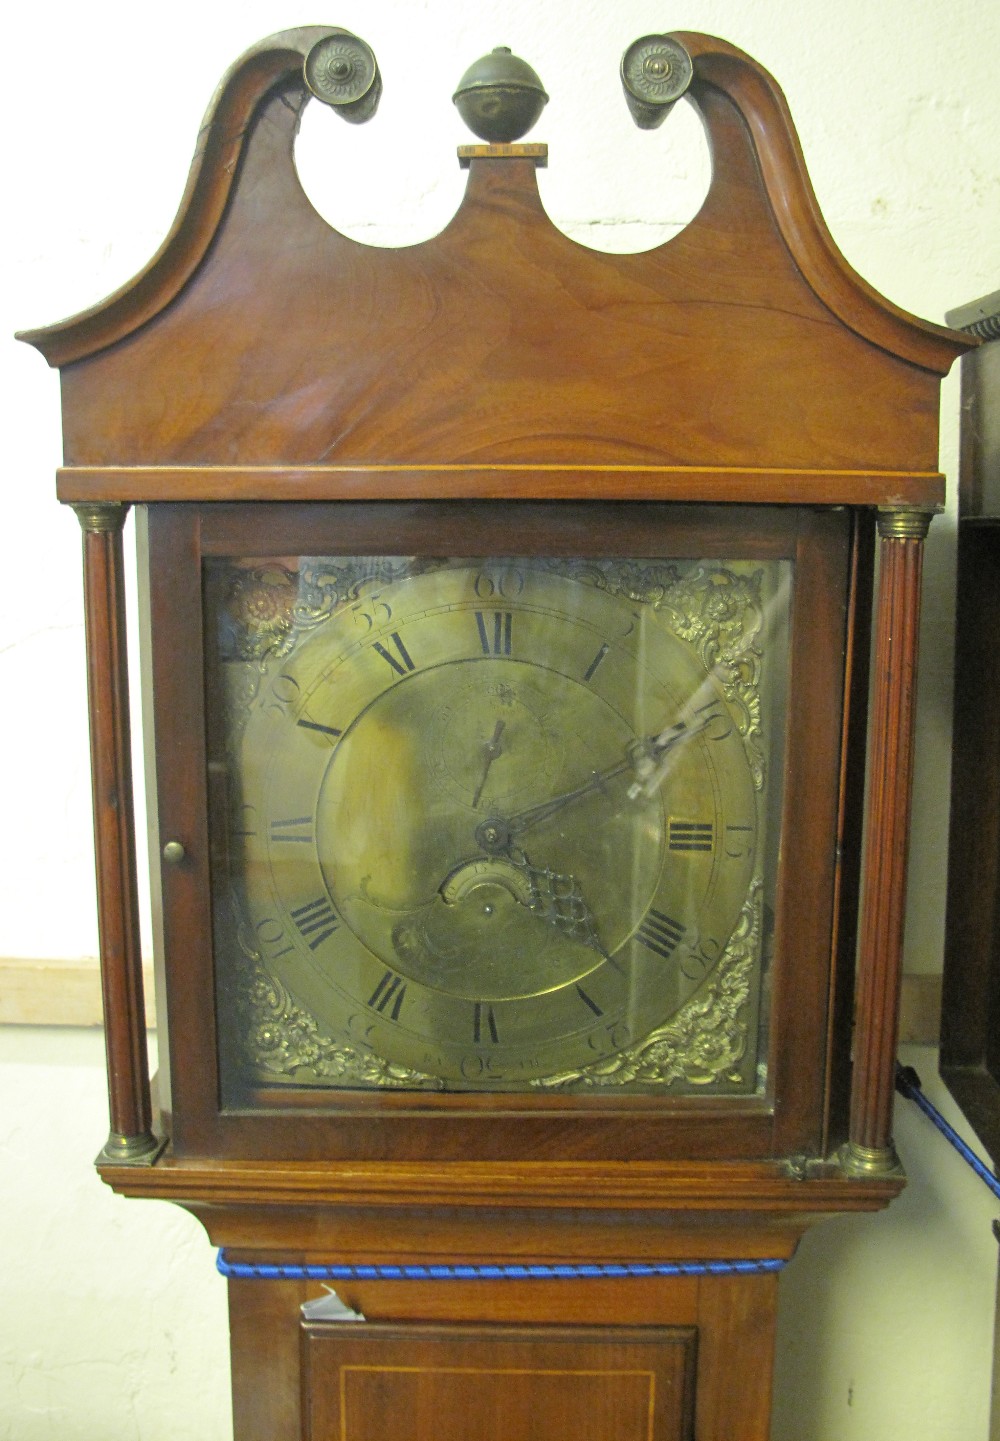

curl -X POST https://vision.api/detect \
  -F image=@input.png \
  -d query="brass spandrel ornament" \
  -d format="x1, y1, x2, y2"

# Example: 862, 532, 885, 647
207, 553, 787, 1098
229, 899, 441, 1089
535, 879, 764, 1091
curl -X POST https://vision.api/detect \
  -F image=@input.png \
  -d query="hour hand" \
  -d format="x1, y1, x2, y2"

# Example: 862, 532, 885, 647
471, 719, 505, 809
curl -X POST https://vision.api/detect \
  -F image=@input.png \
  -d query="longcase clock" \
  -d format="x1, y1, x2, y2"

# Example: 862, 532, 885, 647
18, 27, 974, 1440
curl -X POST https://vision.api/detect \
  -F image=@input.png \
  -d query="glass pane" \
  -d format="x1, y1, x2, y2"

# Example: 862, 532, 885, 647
203, 554, 790, 1102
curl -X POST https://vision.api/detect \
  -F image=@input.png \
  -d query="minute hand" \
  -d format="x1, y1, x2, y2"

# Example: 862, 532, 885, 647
504, 757, 633, 838
503, 713, 710, 839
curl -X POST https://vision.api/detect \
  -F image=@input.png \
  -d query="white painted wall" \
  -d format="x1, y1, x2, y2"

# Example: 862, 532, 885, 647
3, 1, 998, 1437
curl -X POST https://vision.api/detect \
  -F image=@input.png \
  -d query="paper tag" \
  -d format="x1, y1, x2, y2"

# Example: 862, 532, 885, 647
300, 1287, 366, 1322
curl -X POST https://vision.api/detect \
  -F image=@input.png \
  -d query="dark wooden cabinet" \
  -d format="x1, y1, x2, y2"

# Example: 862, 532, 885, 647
941, 289, 1000, 1165
18, 28, 972, 1439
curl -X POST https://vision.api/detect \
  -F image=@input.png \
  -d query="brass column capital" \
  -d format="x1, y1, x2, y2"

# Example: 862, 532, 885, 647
876, 507, 934, 541
71, 501, 130, 534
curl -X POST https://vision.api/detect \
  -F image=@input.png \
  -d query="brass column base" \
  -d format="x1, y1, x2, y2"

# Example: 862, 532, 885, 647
97, 1130, 167, 1167
840, 1140, 904, 1179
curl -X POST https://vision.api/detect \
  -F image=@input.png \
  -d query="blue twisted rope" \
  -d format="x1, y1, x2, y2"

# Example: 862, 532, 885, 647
896, 1063, 1000, 1204
217, 1253, 786, 1282
215, 1071, 1000, 1285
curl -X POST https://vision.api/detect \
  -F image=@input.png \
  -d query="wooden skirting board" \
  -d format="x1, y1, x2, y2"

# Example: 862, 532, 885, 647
0, 956, 940, 1044
0, 957, 156, 1029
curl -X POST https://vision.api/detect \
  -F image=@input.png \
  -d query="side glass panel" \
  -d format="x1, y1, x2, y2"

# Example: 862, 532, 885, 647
203, 553, 791, 1104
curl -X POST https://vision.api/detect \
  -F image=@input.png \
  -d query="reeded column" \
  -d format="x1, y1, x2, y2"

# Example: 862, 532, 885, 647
845, 508, 933, 1175
73, 502, 160, 1164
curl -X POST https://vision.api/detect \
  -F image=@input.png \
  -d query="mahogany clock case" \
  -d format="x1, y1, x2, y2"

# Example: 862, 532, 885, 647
15, 26, 976, 1441
140, 497, 864, 1165
14, 23, 969, 1190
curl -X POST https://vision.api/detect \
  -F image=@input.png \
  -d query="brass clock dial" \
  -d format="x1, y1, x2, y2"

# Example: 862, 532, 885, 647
210, 555, 785, 1095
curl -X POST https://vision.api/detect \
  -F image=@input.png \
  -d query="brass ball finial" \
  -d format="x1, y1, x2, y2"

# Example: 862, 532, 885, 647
453, 46, 549, 143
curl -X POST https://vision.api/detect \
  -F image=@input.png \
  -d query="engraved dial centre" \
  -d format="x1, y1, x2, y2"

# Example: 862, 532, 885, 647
315, 656, 663, 999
